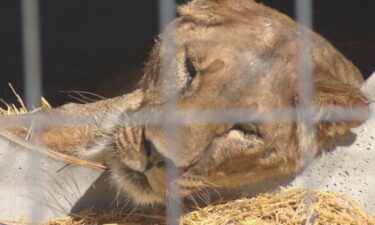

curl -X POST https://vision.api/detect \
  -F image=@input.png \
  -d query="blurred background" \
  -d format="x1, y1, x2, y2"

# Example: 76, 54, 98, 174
0, 0, 374, 107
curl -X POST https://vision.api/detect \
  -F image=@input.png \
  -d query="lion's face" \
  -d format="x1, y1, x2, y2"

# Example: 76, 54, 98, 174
120, 1, 288, 203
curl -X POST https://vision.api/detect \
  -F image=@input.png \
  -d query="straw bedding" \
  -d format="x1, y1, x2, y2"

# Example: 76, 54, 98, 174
42, 188, 374, 225
0, 84, 51, 115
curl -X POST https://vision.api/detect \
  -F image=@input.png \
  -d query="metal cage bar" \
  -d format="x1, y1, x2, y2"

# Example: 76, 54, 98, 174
158, 0, 182, 224
21, 0, 42, 110
21, 0, 44, 221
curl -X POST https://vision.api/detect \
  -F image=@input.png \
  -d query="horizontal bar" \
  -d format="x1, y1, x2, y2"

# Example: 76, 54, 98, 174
0, 106, 371, 129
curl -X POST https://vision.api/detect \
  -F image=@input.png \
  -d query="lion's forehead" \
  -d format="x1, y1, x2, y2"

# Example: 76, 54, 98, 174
158, 13, 295, 77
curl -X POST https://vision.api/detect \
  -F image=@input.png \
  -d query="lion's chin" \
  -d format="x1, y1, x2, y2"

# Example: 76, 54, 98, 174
111, 159, 211, 206
110, 159, 165, 206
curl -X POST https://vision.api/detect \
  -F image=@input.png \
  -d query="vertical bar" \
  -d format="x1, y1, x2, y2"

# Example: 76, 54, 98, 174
20, 0, 44, 221
158, 0, 176, 31
295, 0, 316, 222
295, 0, 314, 108
295, 0, 313, 28
158, 1, 180, 225
295, 0, 315, 170
21, 0, 43, 109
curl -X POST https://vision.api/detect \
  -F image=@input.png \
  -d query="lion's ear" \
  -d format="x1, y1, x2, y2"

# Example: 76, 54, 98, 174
313, 80, 370, 142
314, 80, 369, 109
178, 0, 227, 25
194, 0, 255, 3
178, 0, 255, 25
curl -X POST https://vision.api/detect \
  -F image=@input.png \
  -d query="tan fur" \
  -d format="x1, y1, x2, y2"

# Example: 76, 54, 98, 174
5, 0, 370, 205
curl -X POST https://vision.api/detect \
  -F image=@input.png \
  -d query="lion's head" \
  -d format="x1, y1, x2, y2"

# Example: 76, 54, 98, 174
12, 0, 369, 205
99, 0, 368, 204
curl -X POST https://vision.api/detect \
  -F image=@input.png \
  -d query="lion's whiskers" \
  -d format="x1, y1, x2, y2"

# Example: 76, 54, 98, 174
186, 193, 200, 208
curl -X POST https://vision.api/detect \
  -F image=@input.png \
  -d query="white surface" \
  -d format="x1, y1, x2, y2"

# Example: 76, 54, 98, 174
0, 139, 108, 223
362, 71, 375, 101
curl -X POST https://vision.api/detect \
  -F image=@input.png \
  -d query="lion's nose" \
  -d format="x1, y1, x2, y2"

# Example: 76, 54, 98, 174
144, 139, 153, 158
132, 139, 154, 172
145, 160, 153, 171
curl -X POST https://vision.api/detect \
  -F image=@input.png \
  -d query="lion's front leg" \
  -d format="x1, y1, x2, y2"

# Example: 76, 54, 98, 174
0, 90, 143, 158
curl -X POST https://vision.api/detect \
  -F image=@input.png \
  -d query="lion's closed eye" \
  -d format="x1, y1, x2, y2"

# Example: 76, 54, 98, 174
185, 56, 198, 87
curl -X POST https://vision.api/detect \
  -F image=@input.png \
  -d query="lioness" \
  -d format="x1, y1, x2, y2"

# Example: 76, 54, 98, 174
3, 0, 370, 205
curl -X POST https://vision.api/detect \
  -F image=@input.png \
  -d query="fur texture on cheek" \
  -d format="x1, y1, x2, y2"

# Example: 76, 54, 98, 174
190, 130, 283, 187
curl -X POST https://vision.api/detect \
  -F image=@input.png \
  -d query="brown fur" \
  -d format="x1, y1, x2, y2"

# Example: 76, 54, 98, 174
5, 0, 370, 205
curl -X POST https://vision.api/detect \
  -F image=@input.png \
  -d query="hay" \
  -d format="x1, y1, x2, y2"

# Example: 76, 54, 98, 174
42, 208, 166, 225
183, 188, 375, 225
42, 189, 374, 225
0, 83, 51, 115
0, 83, 28, 115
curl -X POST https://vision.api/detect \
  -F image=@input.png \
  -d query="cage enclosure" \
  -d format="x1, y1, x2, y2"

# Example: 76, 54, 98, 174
0, 0, 375, 224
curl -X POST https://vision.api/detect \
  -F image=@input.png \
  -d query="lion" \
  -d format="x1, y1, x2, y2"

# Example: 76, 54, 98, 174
2, 0, 370, 205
